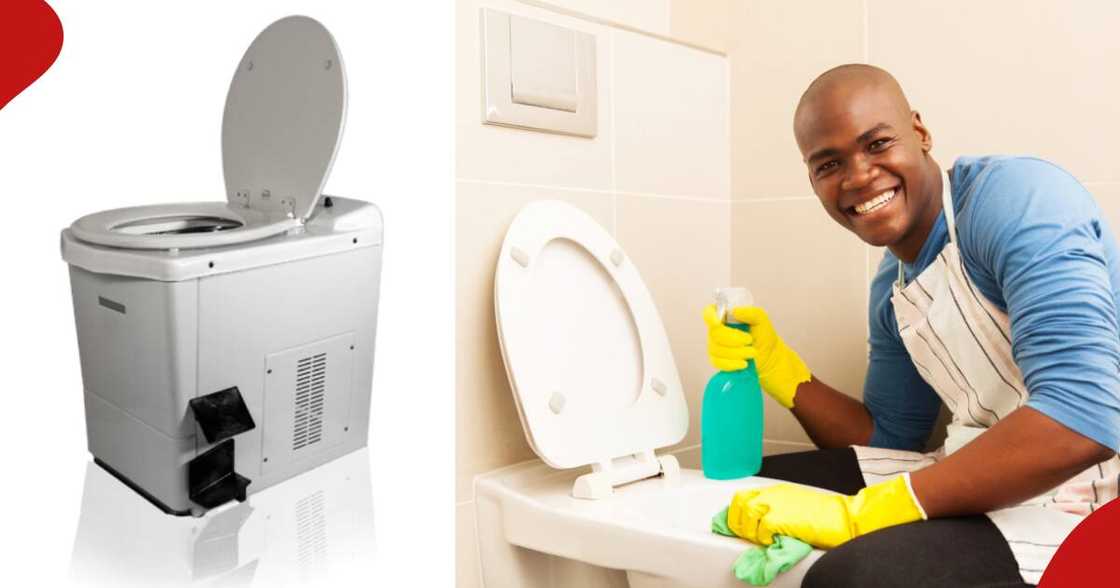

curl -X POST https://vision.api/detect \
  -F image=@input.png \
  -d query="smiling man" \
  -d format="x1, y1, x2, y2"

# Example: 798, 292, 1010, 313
705, 64, 1120, 586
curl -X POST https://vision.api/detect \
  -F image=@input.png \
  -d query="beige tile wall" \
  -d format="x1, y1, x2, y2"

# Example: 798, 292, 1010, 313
730, 0, 1120, 449
613, 31, 729, 198
669, 0, 730, 53
726, 0, 867, 450
867, 0, 1120, 185
456, 2, 730, 586
731, 199, 870, 444
728, 0, 865, 200
616, 196, 731, 450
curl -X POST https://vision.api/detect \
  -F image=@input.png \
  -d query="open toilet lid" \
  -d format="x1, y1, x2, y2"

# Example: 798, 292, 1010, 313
494, 201, 688, 470
222, 15, 346, 221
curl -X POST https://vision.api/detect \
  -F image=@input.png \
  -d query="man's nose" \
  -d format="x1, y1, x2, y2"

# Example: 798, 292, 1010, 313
840, 154, 879, 191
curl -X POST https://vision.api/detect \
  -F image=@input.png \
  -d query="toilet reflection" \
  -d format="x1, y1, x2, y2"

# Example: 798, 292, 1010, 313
70, 448, 374, 587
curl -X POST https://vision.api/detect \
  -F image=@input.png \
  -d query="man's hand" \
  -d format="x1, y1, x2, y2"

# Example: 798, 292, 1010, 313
703, 304, 811, 408
704, 303, 873, 447
727, 476, 927, 549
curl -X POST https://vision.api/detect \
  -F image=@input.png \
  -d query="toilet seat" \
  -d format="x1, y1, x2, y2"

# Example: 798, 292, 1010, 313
69, 202, 297, 250
494, 201, 688, 485
67, 16, 345, 251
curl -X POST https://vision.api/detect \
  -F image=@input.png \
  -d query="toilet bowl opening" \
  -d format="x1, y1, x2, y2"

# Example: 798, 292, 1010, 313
112, 215, 244, 236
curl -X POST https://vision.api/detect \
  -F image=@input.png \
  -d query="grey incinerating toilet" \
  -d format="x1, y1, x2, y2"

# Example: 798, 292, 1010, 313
60, 16, 382, 516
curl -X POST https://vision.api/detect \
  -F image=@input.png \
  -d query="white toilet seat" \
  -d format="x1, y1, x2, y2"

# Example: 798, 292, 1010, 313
69, 202, 297, 250
494, 200, 687, 472
67, 15, 345, 253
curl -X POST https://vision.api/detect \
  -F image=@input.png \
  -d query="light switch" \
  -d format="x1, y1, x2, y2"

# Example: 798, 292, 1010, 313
509, 15, 578, 112
480, 9, 597, 137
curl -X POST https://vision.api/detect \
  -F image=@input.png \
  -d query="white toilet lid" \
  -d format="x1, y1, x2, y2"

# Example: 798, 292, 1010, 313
494, 201, 687, 470
222, 15, 346, 221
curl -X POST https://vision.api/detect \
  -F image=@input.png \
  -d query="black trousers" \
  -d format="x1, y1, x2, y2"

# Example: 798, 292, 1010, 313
757, 448, 1032, 588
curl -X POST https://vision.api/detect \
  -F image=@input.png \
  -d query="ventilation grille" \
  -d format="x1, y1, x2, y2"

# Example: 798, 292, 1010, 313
293, 353, 327, 450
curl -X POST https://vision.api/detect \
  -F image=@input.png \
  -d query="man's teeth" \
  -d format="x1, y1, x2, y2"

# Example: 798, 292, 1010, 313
854, 189, 896, 215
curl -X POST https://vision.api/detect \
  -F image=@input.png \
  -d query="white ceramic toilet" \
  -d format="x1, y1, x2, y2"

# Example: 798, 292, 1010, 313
61, 16, 382, 517
478, 201, 823, 587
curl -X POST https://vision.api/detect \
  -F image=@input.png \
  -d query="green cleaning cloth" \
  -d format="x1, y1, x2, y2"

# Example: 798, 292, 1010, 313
711, 507, 813, 586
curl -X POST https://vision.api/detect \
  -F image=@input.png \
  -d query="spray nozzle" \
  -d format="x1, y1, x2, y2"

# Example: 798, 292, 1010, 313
714, 287, 753, 325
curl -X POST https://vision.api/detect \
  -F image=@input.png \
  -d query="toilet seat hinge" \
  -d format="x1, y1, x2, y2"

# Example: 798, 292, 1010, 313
571, 449, 681, 500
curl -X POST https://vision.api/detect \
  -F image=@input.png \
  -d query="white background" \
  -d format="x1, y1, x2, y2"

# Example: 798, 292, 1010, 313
0, 1, 453, 586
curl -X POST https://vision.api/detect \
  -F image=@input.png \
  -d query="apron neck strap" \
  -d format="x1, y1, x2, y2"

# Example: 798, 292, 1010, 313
941, 168, 957, 245
896, 168, 955, 288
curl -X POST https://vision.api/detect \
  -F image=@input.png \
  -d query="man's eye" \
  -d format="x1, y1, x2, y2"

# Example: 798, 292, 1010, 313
817, 160, 838, 174
869, 138, 891, 151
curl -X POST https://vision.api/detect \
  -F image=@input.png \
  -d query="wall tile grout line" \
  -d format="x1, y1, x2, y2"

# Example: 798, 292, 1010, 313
614, 191, 739, 203
862, 0, 872, 353
516, 0, 727, 57
457, 177, 746, 203
470, 499, 484, 586
610, 29, 618, 236
763, 438, 816, 448
457, 177, 613, 194
730, 195, 817, 203
618, 192, 734, 203
866, 244, 872, 351
862, 0, 870, 63
725, 55, 733, 295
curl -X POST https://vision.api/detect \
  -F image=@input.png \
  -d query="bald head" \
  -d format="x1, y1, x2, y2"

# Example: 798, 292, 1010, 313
794, 64, 912, 156
791, 63, 942, 262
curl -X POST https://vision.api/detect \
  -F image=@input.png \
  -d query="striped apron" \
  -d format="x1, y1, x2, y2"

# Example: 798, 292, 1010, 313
852, 169, 1120, 585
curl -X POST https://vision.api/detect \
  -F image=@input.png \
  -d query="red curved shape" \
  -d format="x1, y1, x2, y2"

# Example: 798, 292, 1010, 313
0, 0, 63, 110
1038, 497, 1120, 586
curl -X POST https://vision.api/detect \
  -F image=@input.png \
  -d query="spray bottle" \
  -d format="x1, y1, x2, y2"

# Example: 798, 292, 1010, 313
701, 287, 764, 479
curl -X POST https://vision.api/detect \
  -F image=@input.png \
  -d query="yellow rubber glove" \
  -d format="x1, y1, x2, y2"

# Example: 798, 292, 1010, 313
726, 475, 927, 550
703, 304, 811, 408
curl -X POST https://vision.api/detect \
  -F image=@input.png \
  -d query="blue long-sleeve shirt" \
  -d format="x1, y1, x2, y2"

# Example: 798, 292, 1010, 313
866, 156, 1120, 452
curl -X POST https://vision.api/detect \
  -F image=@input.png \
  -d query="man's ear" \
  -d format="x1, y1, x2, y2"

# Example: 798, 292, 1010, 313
912, 110, 933, 153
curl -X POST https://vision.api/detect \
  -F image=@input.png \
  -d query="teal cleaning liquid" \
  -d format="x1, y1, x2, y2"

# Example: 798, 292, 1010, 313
702, 291, 764, 479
